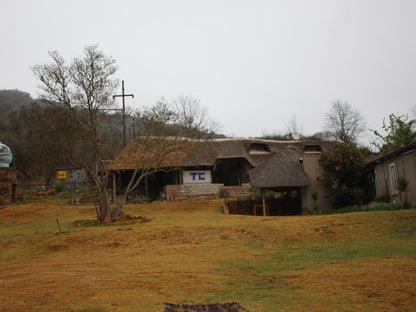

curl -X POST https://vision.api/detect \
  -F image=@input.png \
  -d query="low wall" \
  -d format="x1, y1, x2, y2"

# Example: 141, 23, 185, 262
165, 184, 253, 201
165, 184, 222, 201
220, 185, 252, 198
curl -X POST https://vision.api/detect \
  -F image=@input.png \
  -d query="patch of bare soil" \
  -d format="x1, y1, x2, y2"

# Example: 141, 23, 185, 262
72, 215, 146, 226
164, 302, 250, 312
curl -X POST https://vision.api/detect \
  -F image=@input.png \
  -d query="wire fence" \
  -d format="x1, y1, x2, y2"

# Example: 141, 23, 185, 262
18, 182, 95, 192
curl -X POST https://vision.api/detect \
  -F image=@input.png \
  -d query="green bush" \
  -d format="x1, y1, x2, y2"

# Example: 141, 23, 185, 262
331, 201, 412, 214
311, 190, 319, 210
397, 176, 409, 193
54, 182, 65, 193
317, 143, 372, 209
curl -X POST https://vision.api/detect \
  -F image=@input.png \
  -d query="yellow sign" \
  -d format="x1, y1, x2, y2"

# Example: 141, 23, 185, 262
58, 171, 67, 179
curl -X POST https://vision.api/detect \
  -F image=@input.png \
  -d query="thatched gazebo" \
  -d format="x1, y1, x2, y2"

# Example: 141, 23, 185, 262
249, 147, 310, 216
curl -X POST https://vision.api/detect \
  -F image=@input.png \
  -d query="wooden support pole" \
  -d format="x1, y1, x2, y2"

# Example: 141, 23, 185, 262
145, 175, 149, 202
261, 188, 266, 216
112, 172, 116, 203
56, 219, 62, 234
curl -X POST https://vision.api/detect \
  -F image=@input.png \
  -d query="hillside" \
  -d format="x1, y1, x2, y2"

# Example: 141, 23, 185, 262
0, 89, 34, 125
0, 200, 415, 311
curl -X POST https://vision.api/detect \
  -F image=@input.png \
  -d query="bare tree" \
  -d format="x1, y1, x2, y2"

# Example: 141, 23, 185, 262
324, 100, 366, 144
285, 114, 303, 140
33, 45, 121, 221
307, 131, 336, 141
259, 130, 287, 141
109, 96, 217, 217
33, 46, 217, 221
172, 95, 220, 138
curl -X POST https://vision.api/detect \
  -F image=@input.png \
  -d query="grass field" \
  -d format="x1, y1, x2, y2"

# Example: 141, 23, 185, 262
0, 199, 415, 311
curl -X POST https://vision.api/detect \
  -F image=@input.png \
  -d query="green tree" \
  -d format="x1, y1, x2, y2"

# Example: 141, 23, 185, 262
318, 143, 372, 208
372, 113, 416, 154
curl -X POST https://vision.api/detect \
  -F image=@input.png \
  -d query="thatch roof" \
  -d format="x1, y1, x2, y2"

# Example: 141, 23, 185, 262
107, 137, 197, 171
249, 148, 310, 188
108, 137, 339, 171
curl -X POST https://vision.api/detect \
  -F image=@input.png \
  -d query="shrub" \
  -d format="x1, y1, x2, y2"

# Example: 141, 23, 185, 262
397, 176, 410, 208
397, 176, 409, 194
54, 182, 65, 193
331, 201, 412, 214
317, 143, 372, 209
311, 190, 319, 210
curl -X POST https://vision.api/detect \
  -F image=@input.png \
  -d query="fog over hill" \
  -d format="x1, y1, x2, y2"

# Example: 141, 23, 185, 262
0, 89, 35, 116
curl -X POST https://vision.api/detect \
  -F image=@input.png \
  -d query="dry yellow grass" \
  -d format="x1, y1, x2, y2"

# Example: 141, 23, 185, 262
0, 200, 415, 311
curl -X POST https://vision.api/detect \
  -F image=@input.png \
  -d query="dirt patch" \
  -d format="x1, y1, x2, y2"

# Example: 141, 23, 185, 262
313, 225, 336, 235
164, 302, 250, 312
72, 215, 146, 226
46, 244, 69, 251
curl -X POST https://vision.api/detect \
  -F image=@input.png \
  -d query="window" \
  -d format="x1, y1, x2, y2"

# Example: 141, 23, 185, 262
304, 145, 322, 153
249, 143, 270, 154
389, 163, 397, 194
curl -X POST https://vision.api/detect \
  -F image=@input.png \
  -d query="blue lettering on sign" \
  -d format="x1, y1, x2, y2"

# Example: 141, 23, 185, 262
190, 172, 198, 181
186, 171, 210, 183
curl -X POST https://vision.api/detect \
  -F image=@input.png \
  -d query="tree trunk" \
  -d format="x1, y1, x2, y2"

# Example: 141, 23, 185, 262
97, 184, 112, 222
95, 181, 126, 222
99, 195, 111, 222
110, 184, 135, 220
111, 200, 126, 220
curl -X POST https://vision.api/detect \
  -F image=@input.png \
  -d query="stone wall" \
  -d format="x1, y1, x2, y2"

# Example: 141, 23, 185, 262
164, 184, 253, 201
165, 184, 223, 201
0, 168, 17, 206
220, 185, 252, 198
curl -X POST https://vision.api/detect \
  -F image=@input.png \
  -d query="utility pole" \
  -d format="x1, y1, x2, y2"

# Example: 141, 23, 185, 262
113, 80, 134, 147
132, 118, 136, 138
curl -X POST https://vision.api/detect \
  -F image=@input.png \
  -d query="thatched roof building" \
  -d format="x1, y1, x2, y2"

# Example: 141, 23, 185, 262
108, 137, 339, 213
249, 147, 310, 189
109, 137, 337, 171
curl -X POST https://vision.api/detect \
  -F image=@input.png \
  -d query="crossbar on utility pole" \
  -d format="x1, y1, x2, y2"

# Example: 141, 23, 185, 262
113, 80, 134, 147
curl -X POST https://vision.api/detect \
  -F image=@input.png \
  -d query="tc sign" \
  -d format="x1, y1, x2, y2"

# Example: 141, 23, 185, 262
183, 170, 212, 184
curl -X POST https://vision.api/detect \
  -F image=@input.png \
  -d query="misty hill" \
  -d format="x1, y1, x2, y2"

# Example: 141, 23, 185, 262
0, 89, 34, 113
0, 89, 36, 128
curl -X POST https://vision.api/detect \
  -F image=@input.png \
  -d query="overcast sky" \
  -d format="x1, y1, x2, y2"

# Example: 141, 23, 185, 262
1, 0, 415, 143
